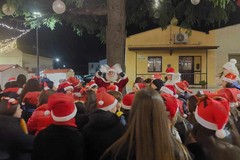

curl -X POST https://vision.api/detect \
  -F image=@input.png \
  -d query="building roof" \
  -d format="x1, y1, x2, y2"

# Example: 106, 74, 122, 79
0, 64, 22, 72
43, 69, 74, 74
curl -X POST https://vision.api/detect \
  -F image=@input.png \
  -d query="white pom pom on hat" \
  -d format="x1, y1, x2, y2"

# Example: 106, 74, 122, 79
230, 59, 237, 65
215, 129, 226, 139
98, 100, 104, 105
44, 110, 50, 116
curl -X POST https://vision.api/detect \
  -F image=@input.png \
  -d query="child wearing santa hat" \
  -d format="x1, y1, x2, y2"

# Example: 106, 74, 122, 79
82, 90, 125, 160
33, 93, 85, 160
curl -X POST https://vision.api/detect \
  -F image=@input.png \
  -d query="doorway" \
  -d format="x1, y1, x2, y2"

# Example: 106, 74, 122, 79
179, 56, 194, 84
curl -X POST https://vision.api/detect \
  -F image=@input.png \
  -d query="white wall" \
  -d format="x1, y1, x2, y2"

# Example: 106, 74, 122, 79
45, 73, 68, 87
22, 53, 53, 73
0, 67, 28, 89
0, 48, 23, 66
213, 24, 240, 74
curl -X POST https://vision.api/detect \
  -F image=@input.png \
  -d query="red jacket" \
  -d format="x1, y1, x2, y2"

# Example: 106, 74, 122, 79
94, 74, 129, 93
27, 104, 53, 136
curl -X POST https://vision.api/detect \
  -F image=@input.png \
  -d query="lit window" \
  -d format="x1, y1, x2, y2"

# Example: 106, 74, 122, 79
148, 56, 162, 72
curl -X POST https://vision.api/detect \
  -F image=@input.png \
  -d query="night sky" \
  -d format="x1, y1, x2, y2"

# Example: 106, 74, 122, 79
17, 24, 106, 75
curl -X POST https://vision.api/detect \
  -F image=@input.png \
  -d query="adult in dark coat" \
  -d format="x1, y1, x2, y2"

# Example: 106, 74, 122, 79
32, 93, 85, 160
82, 91, 125, 160
0, 98, 34, 160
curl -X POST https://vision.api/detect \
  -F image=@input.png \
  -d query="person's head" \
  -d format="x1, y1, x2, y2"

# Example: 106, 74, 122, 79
221, 72, 237, 88
106, 70, 118, 82
144, 78, 152, 86
167, 64, 171, 68
102, 88, 190, 160
38, 89, 57, 106
47, 93, 77, 127
0, 98, 21, 118
150, 79, 164, 92
132, 83, 146, 93
108, 90, 123, 110
86, 80, 98, 92
134, 77, 144, 84
85, 89, 98, 113
96, 91, 118, 113
20, 78, 40, 102
17, 74, 27, 88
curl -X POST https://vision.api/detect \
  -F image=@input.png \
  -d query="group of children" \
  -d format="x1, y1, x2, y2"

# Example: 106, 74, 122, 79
0, 60, 240, 160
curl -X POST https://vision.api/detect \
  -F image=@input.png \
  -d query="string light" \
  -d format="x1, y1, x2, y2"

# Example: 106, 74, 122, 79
0, 23, 28, 33
0, 29, 31, 53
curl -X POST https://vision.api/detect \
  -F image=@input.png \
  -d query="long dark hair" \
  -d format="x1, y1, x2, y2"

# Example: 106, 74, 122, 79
101, 88, 191, 160
20, 79, 40, 103
84, 89, 97, 113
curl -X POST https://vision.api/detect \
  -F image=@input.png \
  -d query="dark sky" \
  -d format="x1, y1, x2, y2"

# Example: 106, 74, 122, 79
17, 24, 106, 75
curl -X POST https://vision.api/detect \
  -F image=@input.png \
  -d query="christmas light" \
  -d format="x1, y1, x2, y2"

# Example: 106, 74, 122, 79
0, 23, 28, 32
0, 29, 31, 53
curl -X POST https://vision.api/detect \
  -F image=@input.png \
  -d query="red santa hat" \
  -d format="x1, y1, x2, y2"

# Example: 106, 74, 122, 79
8, 77, 16, 82
59, 82, 74, 91
47, 93, 77, 122
22, 91, 40, 106
67, 77, 80, 87
96, 91, 118, 111
160, 85, 177, 97
165, 67, 175, 75
222, 72, 237, 83
86, 80, 98, 89
194, 97, 230, 139
174, 81, 192, 93
107, 85, 119, 91
161, 93, 178, 120
122, 93, 135, 110
152, 73, 162, 80
217, 88, 239, 108
134, 83, 146, 90
3, 87, 22, 95
182, 80, 190, 87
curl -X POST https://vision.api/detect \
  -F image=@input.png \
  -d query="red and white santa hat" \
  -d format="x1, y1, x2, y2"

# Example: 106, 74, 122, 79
134, 83, 146, 90
60, 81, 74, 91
3, 87, 22, 95
86, 80, 98, 89
165, 67, 175, 75
194, 97, 230, 139
160, 85, 177, 97
22, 91, 41, 106
8, 77, 16, 82
96, 90, 118, 111
152, 73, 162, 80
107, 85, 119, 91
67, 77, 80, 87
161, 93, 178, 120
47, 93, 77, 122
174, 81, 192, 93
222, 72, 237, 83
122, 93, 135, 110
217, 88, 240, 108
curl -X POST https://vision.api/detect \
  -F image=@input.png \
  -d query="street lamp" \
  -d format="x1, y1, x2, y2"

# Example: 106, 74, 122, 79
33, 12, 41, 76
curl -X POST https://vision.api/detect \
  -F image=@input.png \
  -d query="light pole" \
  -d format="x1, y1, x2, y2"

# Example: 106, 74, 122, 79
33, 12, 41, 76
55, 58, 60, 69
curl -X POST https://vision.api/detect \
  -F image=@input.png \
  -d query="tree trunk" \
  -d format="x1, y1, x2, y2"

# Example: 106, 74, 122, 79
106, 0, 126, 69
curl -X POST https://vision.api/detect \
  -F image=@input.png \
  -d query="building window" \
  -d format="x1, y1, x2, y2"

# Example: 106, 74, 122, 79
148, 56, 162, 72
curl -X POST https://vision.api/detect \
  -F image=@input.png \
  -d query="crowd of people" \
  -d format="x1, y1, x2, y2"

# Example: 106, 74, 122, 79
0, 61, 240, 160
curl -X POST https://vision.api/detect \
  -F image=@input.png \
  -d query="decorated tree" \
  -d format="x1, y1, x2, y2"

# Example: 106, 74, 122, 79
0, 0, 239, 67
